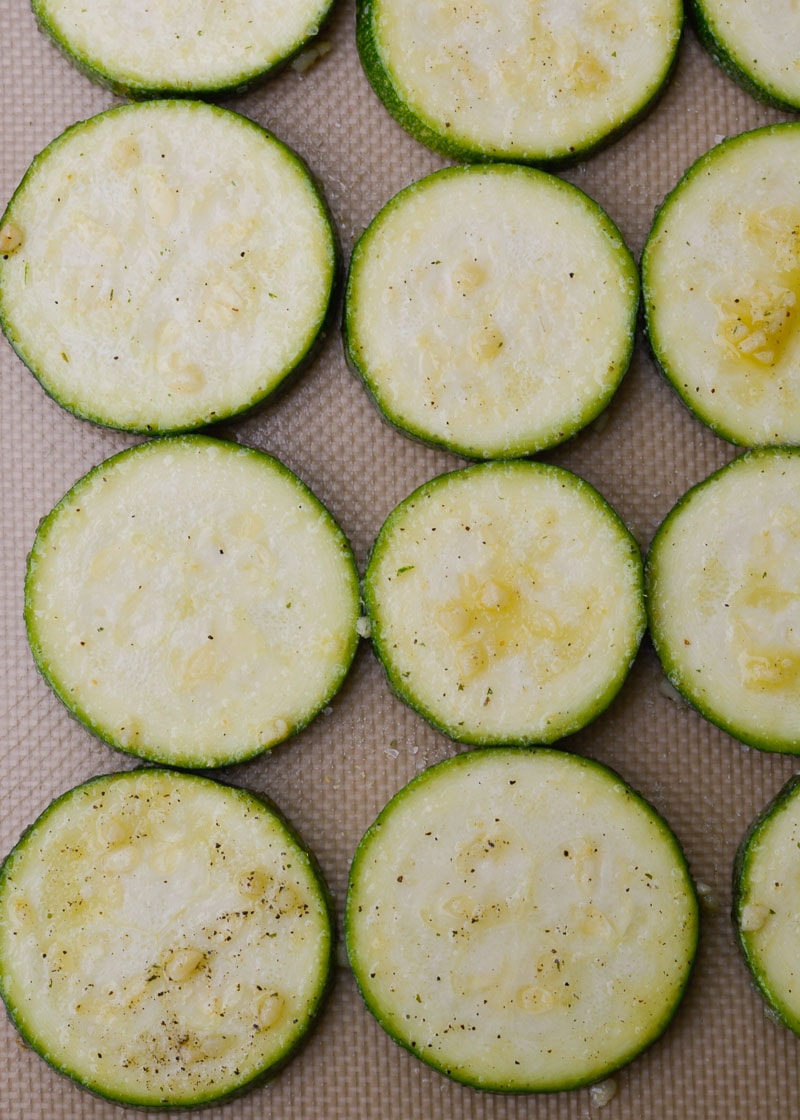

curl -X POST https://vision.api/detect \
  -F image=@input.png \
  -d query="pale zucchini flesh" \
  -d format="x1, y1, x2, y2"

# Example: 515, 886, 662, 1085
0, 768, 333, 1108
734, 774, 800, 1034
344, 164, 638, 459
363, 461, 646, 745
0, 100, 336, 433
346, 748, 699, 1092
642, 123, 800, 447
24, 436, 361, 768
32, 0, 335, 97
356, 0, 683, 165
690, 0, 800, 112
646, 448, 800, 753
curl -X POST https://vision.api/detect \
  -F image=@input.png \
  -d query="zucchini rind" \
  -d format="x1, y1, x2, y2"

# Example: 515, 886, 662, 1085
356, 0, 683, 166
734, 774, 800, 1034
346, 747, 699, 1092
0, 769, 333, 1108
690, 0, 800, 112
363, 461, 646, 746
0, 100, 336, 433
642, 123, 800, 447
32, 0, 335, 98
344, 165, 638, 459
647, 448, 800, 754
24, 435, 361, 768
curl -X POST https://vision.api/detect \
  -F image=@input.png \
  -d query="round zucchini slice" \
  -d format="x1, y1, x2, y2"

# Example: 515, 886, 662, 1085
363, 460, 646, 746
0, 768, 333, 1108
32, 0, 335, 97
642, 123, 800, 447
0, 100, 336, 433
690, 0, 800, 112
24, 435, 361, 768
734, 774, 800, 1034
346, 747, 699, 1092
356, 0, 683, 165
344, 164, 638, 459
646, 447, 800, 754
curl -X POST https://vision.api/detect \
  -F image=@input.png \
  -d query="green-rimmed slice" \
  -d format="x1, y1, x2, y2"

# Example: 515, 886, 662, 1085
346, 747, 699, 1092
25, 435, 361, 768
642, 123, 800, 447
363, 460, 645, 745
734, 774, 800, 1034
690, 0, 800, 112
647, 447, 800, 753
0, 768, 333, 1108
344, 164, 638, 459
32, 0, 336, 97
0, 100, 336, 433
356, 0, 683, 166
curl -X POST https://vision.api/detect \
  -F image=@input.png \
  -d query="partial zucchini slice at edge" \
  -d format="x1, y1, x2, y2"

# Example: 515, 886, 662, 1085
345, 164, 638, 459
0, 768, 333, 1108
346, 747, 699, 1091
0, 100, 336, 434
25, 435, 361, 768
363, 460, 646, 746
646, 447, 800, 753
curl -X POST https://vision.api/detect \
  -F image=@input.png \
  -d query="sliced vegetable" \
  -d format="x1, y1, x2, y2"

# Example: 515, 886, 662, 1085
346, 747, 699, 1091
25, 435, 361, 768
363, 460, 645, 745
0, 100, 336, 433
344, 164, 638, 459
0, 768, 333, 1108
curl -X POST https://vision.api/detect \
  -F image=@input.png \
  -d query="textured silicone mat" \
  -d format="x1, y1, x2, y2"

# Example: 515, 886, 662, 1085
1, 1, 799, 1117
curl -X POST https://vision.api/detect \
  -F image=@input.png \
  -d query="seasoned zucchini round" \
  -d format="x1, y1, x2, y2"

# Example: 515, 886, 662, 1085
346, 747, 699, 1092
32, 0, 335, 97
690, 0, 800, 112
642, 123, 800, 447
356, 0, 683, 165
734, 774, 800, 1034
344, 164, 638, 459
363, 460, 645, 745
25, 435, 361, 768
647, 448, 800, 753
0, 100, 336, 433
0, 768, 333, 1108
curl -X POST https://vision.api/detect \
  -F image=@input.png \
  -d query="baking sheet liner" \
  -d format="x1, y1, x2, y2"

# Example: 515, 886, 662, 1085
1, 1, 798, 1116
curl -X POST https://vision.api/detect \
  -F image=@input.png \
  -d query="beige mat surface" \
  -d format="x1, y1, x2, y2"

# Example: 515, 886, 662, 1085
1, 1, 799, 1116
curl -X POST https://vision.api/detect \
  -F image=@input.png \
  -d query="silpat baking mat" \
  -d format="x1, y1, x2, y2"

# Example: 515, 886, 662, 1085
1, 0, 799, 1117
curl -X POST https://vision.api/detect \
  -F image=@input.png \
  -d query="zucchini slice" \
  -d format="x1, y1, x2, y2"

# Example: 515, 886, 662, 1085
642, 123, 800, 447
32, 0, 335, 97
690, 0, 800, 112
25, 435, 361, 768
734, 774, 800, 1034
346, 747, 699, 1092
363, 461, 645, 746
646, 448, 800, 754
0, 768, 333, 1108
0, 100, 336, 433
344, 164, 638, 459
356, 0, 683, 165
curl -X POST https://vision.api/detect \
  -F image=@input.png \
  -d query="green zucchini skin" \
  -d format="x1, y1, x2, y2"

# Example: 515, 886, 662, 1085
646, 447, 800, 754
734, 774, 800, 1034
356, 0, 683, 168
0, 101, 337, 435
24, 436, 362, 769
689, 0, 800, 113
363, 460, 646, 747
343, 164, 638, 460
346, 747, 699, 1092
31, 0, 337, 99
0, 768, 334, 1109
